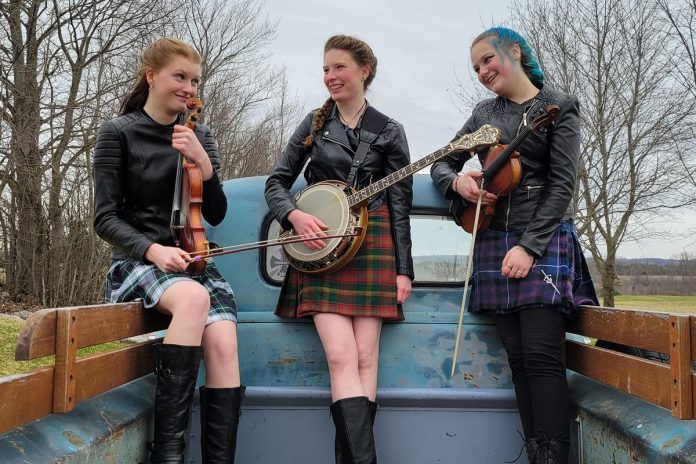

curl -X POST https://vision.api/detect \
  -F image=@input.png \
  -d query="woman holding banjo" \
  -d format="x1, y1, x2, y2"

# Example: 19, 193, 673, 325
265, 34, 413, 463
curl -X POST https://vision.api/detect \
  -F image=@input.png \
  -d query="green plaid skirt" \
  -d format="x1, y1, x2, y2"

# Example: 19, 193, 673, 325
275, 204, 403, 320
104, 258, 237, 324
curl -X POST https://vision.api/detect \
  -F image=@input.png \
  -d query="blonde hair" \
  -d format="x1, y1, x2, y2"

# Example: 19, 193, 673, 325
120, 38, 202, 115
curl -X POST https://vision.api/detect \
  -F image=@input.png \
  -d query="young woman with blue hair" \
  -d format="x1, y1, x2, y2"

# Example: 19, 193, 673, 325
431, 28, 598, 463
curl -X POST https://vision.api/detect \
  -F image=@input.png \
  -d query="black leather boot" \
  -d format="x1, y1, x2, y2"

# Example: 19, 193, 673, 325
536, 438, 568, 464
335, 399, 378, 463
330, 396, 377, 464
200, 385, 246, 464
150, 344, 202, 464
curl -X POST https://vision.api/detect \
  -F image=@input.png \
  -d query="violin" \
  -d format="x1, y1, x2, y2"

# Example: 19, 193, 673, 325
170, 97, 209, 275
457, 104, 560, 233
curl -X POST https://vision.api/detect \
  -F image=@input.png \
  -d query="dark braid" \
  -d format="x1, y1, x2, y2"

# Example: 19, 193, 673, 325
302, 35, 378, 151
303, 97, 335, 150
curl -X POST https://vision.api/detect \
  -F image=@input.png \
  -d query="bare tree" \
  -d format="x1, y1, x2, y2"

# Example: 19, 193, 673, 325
0, 0, 301, 307
449, 0, 696, 306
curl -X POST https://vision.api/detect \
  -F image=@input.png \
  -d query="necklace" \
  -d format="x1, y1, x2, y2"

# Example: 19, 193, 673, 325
337, 100, 367, 127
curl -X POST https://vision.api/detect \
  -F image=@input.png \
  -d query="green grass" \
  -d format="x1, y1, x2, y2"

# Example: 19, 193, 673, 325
614, 295, 696, 314
0, 315, 127, 377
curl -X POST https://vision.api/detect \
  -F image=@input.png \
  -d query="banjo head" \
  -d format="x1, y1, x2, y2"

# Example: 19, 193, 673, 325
282, 182, 354, 264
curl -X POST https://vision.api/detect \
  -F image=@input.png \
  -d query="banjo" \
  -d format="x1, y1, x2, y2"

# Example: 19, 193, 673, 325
279, 123, 502, 274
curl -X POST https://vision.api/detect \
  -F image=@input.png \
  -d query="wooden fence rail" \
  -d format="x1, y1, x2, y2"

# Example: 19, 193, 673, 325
0, 302, 169, 434
566, 305, 695, 419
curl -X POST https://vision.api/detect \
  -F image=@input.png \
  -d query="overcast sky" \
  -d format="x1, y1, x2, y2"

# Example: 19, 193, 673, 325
261, 0, 695, 259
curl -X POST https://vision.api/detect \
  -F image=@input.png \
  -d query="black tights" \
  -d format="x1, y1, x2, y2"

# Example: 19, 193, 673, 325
495, 307, 569, 446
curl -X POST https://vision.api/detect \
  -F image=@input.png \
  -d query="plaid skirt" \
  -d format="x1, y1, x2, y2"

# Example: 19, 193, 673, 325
276, 204, 403, 320
104, 258, 237, 324
469, 221, 598, 314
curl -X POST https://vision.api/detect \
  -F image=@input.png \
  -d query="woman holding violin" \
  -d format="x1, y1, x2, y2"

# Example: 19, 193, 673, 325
93, 38, 243, 463
431, 28, 598, 463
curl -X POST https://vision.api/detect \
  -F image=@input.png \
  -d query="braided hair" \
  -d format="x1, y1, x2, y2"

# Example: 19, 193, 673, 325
303, 35, 378, 150
472, 27, 544, 89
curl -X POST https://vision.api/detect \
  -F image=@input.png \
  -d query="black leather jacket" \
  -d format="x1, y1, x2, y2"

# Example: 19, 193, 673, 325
265, 106, 414, 279
93, 110, 227, 261
431, 86, 580, 258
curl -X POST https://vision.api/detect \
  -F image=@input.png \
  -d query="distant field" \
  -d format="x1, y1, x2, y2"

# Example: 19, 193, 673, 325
614, 295, 696, 314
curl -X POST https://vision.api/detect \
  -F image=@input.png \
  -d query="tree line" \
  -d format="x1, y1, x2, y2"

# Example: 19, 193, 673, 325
1, 0, 695, 308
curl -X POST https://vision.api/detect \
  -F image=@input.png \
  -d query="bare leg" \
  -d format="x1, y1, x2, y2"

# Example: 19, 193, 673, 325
313, 313, 364, 401
201, 320, 240, 388
352, 316, 382, 401
156, 280, 209, 346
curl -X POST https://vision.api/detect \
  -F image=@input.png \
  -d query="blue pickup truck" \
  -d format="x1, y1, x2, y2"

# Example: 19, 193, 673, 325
1, 174, 695, 463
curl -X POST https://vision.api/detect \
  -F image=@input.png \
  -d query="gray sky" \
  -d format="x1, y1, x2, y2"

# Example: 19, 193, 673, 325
262, 0, 695, 259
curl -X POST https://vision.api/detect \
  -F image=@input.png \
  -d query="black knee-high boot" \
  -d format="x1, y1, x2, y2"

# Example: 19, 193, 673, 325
200, 385, 246, 464
335, 399, 378, 463
150, 344, 202, 464
331, 396, 377, 464
536, 438, 568, 464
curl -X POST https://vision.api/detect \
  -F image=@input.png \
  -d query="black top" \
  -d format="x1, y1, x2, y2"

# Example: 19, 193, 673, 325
93, 110, 227, 262
431, 86, 581, 257
265, 105, 415, 279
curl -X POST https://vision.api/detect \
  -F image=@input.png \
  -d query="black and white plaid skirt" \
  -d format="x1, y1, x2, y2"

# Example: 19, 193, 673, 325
104, 258, 237, 324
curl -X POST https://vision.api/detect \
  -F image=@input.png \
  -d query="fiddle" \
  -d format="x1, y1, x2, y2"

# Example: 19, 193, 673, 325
170, 97, 209, 275
457, 104, 560, 233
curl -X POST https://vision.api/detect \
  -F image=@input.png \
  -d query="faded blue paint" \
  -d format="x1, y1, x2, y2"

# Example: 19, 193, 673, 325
569, 372, 696, 463
2, 174, 695, 462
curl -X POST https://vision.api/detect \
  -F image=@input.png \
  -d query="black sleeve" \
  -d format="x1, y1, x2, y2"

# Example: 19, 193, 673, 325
518, 95, 581, 256
200, 125, 227, 226
92, 120, 154, 261
430, 115, 477, 198
384, 121, 414, 279
264, 112, 313, 229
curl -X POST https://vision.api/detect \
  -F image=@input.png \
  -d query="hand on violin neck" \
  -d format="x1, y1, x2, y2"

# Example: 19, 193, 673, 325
145, 243, 192, 273
453, 170, 497, 205
287, 209, 328, 250
172, 124, 214, 180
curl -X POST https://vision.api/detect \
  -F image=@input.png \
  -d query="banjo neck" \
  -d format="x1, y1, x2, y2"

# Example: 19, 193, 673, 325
347, 124, 501, 208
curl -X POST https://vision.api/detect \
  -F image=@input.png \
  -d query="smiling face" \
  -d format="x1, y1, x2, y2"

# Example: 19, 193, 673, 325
146, 56, 201, 119
471, 39, 522, 98
323, 48, 369, 104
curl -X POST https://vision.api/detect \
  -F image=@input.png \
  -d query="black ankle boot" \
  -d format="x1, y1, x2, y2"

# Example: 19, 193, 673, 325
200, 385, 246, 464
150, 344, 202, 464
536, 438, 568, 464
335, 399, 378, 463
330, 396, 377, 464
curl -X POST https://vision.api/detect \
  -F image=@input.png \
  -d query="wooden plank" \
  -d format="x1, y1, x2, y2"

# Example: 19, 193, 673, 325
0, 342, 157, 435
15, 302, 169, 360
693, 372, 696, 418
53, 309, 77, 413
566, 340, 671, 411
567, 306, 670, 353
670, 314, 693, 419
0, 368, 54, 434
691, 317, 696, 362
73, 340, 157, 404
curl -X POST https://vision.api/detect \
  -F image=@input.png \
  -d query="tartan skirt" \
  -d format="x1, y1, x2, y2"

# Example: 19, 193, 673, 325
275, 204, 403, 320
469, 221, 598, 314
104, 258, 237, 324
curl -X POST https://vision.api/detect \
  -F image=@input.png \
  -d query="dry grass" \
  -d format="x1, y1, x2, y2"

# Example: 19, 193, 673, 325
614, 295, 696, 314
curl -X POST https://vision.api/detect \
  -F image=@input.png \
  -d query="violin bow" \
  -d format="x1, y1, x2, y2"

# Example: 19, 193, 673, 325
450, 178, 485, 378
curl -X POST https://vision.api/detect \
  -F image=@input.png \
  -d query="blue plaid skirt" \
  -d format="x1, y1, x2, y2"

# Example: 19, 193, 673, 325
104, 258, 237, 324
469, 221, 598, 314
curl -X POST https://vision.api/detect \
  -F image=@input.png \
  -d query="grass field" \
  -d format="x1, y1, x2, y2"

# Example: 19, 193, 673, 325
0, 315, 126, 377
614, 295, 696, 314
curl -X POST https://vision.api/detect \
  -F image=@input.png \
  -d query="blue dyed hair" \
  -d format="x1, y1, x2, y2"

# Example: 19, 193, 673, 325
473, 27, 544, 89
